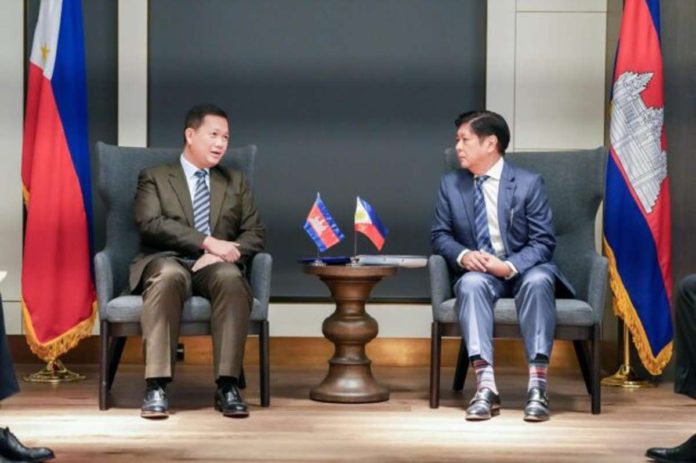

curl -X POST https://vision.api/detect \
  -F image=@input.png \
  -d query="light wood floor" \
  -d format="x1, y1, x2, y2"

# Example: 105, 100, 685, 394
0, 363, 693, 462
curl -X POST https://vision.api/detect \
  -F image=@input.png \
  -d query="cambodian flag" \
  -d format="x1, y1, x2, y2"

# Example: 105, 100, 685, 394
303, 194, 345, 252
355, 197, 388, 251
21, 0, 96, 361
603, 0, 672, 375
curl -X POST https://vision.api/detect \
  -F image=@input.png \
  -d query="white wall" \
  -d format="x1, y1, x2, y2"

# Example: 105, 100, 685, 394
488, 0, 607, 152
0, 0, 25, 335
1, 0, 607, 336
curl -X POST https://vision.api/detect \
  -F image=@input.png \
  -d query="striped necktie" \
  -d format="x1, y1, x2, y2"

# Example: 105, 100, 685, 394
474, 175, 494, 254
192, 170, 211, 235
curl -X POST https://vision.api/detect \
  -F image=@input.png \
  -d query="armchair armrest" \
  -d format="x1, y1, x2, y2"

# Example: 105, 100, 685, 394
94, 250, 115, 318
249, 252, 272, 308
586, 253, 609, 324
428, 255, 453, 315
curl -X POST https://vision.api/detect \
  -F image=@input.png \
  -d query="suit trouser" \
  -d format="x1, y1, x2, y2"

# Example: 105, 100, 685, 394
454, 266, 556, 366
675, 274, 696, 399
140, 257, 251, 380
0, 293, 20, 401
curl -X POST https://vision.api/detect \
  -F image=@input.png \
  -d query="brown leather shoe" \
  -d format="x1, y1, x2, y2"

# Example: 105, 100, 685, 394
465, 388, 501, 421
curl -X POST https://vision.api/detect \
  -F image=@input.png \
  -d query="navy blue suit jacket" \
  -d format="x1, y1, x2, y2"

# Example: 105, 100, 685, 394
431, 160, 574, 297
0, 295, 19, 401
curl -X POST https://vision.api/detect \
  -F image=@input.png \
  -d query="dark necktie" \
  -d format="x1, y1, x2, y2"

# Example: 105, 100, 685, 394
474, 175, 494, 254
192, 170, 211, 235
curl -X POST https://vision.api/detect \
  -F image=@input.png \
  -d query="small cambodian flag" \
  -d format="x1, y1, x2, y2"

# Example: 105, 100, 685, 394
355, 197, 388, 251
303, 194, 345, 252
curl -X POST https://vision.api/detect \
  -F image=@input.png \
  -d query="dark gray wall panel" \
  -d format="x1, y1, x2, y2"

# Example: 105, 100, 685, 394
148, 0, 486, 299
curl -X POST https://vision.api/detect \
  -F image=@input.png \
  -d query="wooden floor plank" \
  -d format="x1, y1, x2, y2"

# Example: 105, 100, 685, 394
0, 364, 692, 462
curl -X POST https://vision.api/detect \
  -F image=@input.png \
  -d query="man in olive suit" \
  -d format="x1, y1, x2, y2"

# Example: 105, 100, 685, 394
131, 104, 264, 419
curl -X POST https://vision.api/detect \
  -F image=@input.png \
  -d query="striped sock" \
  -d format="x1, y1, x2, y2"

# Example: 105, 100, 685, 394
528, 357, 549, 391
472, 358, 498, 394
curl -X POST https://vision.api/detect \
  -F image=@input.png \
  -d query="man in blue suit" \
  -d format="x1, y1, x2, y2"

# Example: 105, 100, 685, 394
431, 110, 573, 422
0, 293, 55, 461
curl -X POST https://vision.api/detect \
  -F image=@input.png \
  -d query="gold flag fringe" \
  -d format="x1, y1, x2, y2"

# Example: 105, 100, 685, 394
21, 298, 97, 362
603, 238, 672, 375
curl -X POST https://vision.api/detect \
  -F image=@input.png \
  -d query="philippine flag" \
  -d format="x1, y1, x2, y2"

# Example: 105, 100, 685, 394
354, 197, 388, 251
22, 0, 96, 361
303, 194, 345, 252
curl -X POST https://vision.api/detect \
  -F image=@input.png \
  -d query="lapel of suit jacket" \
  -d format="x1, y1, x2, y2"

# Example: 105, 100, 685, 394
456, 170, 477, 241
168, 164, 195, 226
209, 167, 229, 233
497, 161, 516, 255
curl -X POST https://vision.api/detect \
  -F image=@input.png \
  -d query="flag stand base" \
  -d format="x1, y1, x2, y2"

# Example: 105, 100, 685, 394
23, 359, 85, 383
601, 324, 655, 389
601, 363, 655, 389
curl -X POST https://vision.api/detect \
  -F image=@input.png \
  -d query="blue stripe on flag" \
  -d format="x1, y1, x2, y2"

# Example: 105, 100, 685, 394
316, 197, 345, 241
51, 0, 93, 252
604, 156, 672, 355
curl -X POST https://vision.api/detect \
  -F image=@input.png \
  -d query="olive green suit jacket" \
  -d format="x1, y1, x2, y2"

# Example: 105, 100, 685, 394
129, 162, 265, 291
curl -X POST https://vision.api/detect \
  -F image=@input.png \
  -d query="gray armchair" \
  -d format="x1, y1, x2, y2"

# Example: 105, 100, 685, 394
95, 142, 271, 410
429, 147, 608, 414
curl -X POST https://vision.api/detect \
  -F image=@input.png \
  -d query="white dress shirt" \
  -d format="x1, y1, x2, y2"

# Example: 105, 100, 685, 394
180, 154, 210, 202
457, 157, 518, 277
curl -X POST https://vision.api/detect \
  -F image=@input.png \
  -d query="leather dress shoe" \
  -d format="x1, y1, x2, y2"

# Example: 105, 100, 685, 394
0, 427, 54, 462
524, 387, 550, 422
214, 384, 249, 418
465, 388, 501, 421
141, 385, 169, 419
646, 434, 696, 462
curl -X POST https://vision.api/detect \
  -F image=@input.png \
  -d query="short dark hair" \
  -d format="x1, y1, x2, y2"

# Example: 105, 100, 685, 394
183, 104, 228, 142
454, 110, 510, 154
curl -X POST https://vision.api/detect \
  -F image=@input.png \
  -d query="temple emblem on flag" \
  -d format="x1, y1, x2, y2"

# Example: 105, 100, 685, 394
610, 71, 667, 213
303, 194, 345, 252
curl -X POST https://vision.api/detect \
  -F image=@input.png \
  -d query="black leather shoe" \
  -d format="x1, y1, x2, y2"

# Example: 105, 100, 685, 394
141, 385, 169, 419
465, 388, 501, 421
524, 387, 550, 422
215, 384, 249, 418
646, 434, 696, 462
0, 427, 54, 462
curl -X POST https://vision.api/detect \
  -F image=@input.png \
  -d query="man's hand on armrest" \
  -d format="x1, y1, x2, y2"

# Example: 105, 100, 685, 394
202, 236, 241, 263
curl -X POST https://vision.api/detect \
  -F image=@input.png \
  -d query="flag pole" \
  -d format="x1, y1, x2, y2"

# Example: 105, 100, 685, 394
601, 323, 654, 388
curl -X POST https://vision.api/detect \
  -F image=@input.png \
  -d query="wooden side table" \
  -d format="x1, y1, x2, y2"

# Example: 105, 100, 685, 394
304, 264, 397, 403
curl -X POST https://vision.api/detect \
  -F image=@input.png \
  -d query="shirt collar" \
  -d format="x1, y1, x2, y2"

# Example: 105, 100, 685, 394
180, 153, 209, 179
479, 157, 504, 181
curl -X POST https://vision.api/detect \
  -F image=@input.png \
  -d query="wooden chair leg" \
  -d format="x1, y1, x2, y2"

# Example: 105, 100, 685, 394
259, 320, 270, 407
573, 340, 592, 395
591, 324, 601, 414
452, 339, 468, 391
429, 322, 441, 409
99, 321, 109, 411
107, 337, 127, 391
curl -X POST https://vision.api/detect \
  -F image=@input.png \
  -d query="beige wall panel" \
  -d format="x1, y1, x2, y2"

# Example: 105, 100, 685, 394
2, 301, 23, 336
118, 0, 148, 147
514, 12, 606, 150
0, 1, 24, 307
517, 0, 607, 12
486, 0, 518, 150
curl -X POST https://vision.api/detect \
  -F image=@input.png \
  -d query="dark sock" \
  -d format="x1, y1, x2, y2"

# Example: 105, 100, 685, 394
216, 376, 238, 391
146, 377, 170, 390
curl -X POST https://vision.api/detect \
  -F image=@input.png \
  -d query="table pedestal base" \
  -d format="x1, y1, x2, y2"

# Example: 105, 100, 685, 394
310, 362, 389, 403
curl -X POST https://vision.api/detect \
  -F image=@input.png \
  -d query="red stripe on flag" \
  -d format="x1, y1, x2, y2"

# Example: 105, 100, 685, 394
22, 65, 95, 344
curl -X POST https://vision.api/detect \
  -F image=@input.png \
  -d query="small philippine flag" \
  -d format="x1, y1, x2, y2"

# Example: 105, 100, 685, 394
303, 194, 345, 252
354, 197, 388, 251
